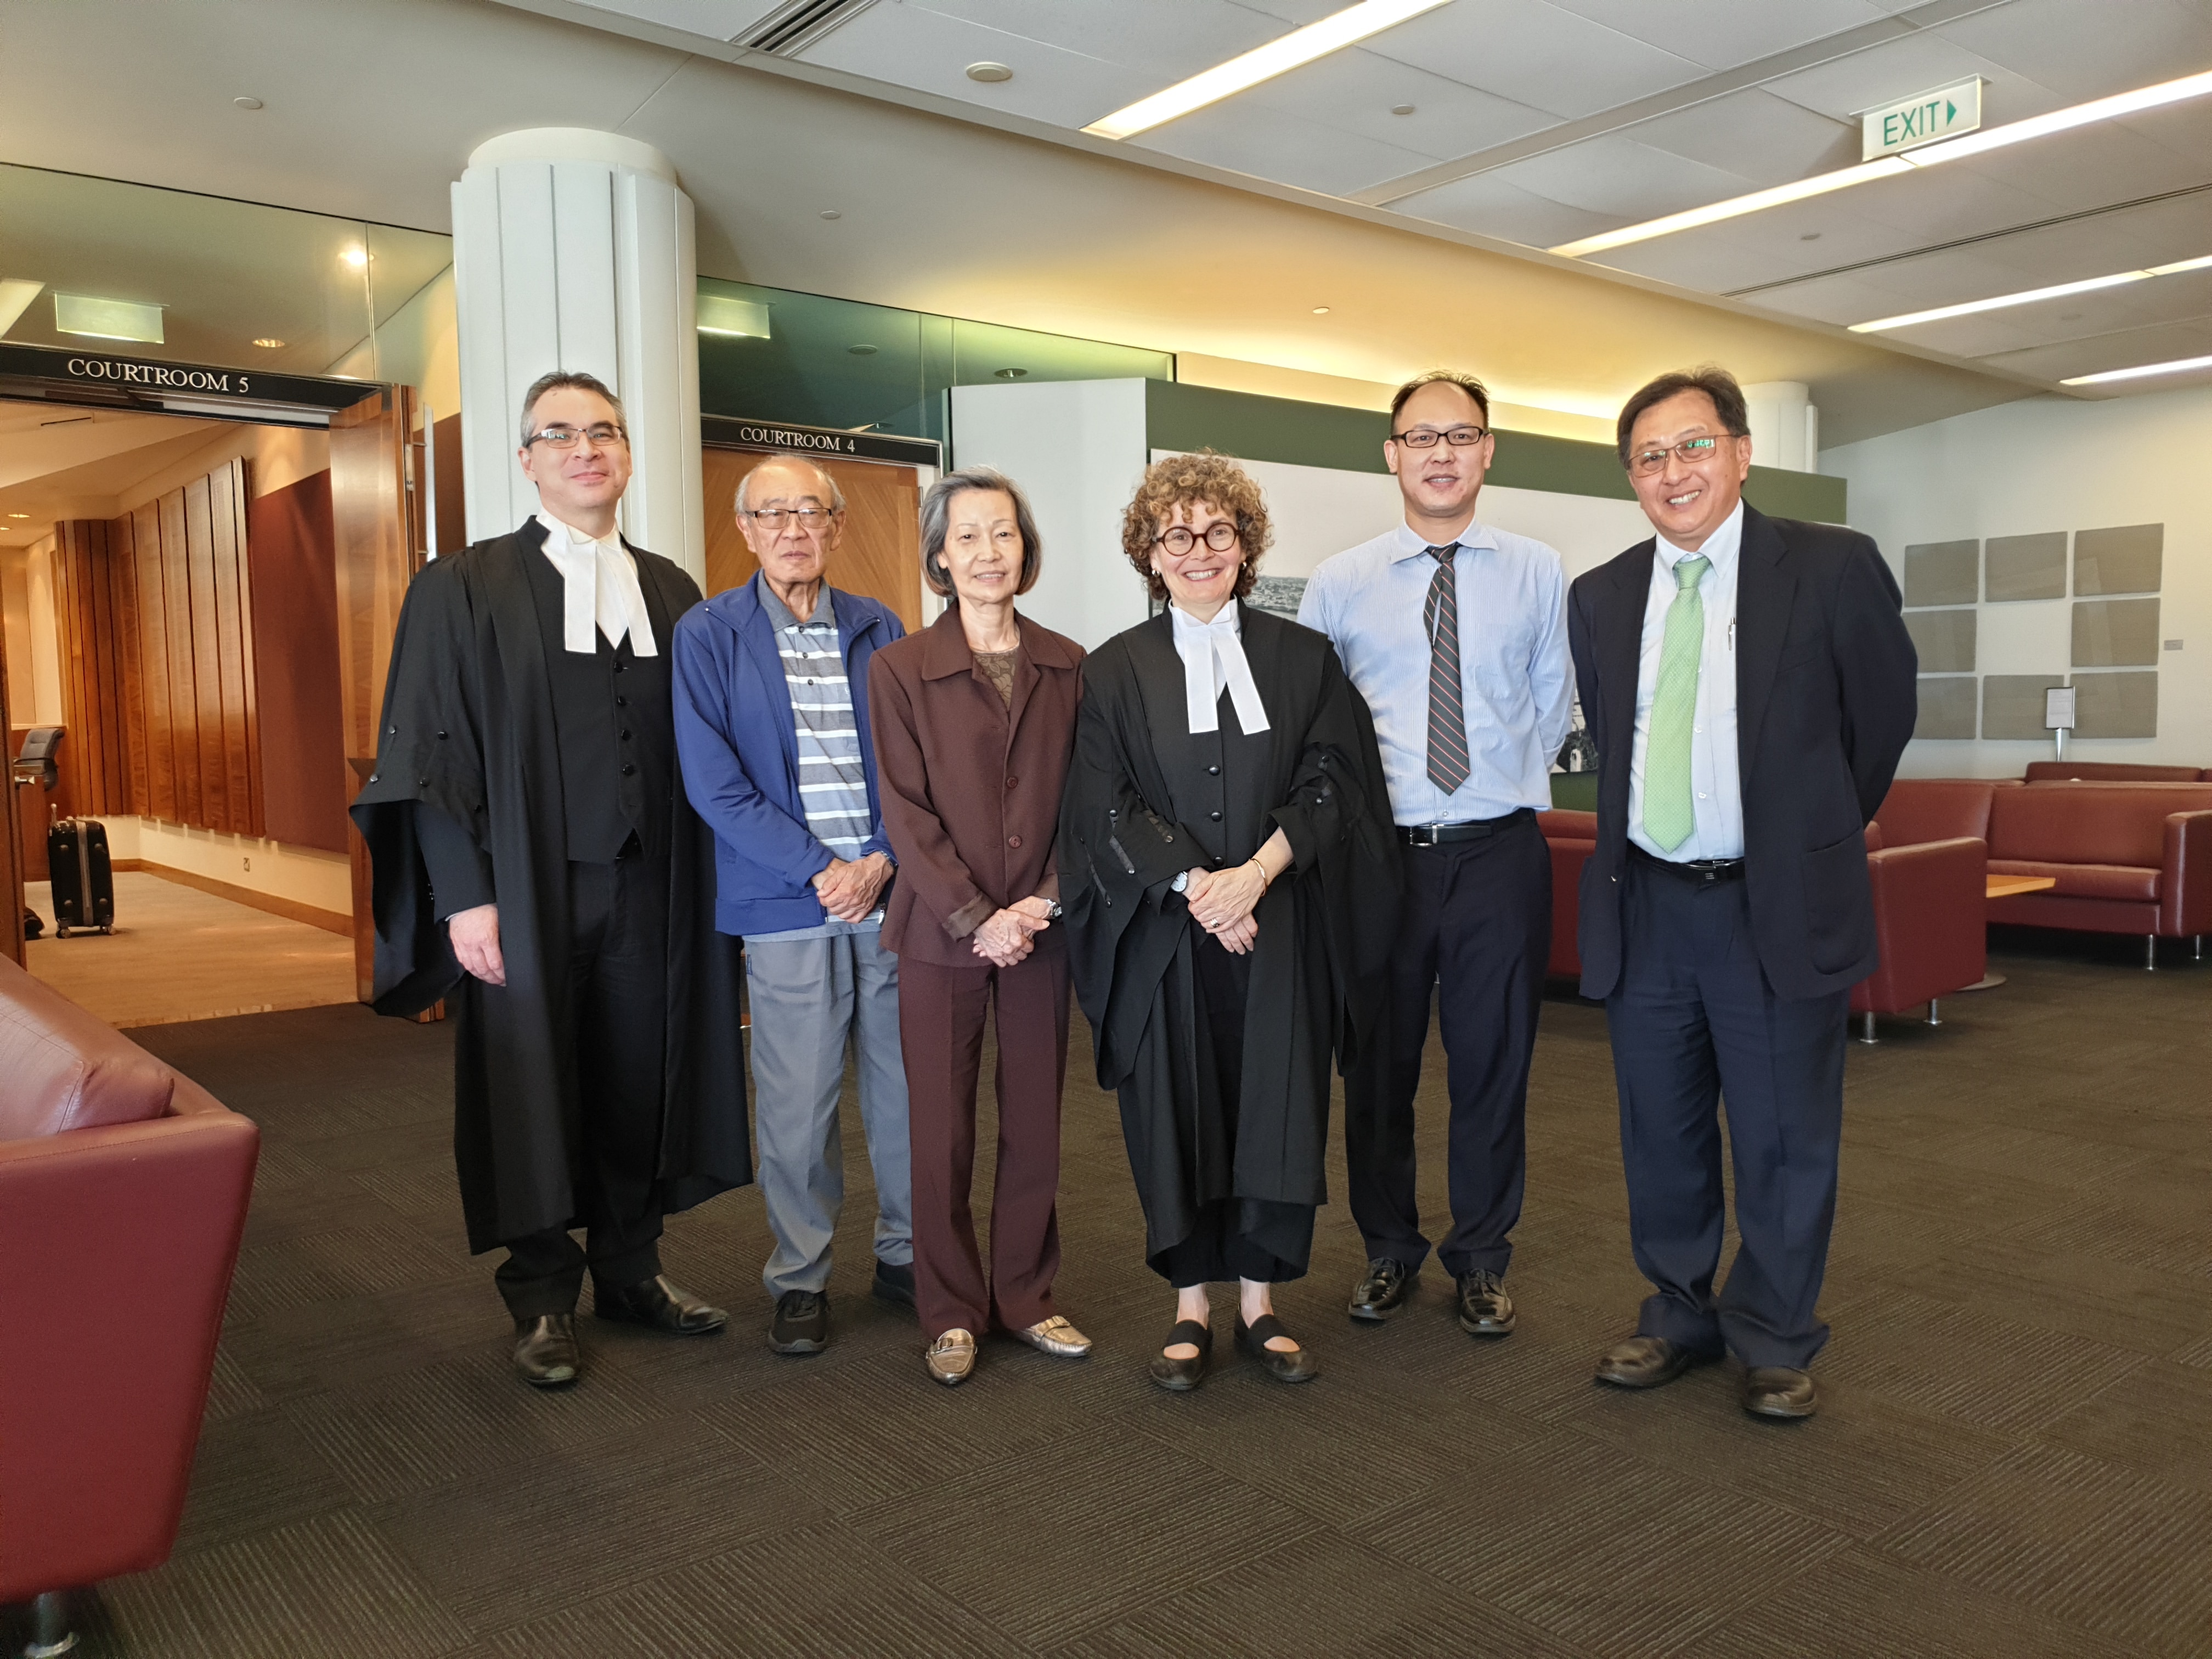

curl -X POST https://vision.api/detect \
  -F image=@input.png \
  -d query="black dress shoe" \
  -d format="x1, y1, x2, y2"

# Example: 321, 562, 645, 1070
871, 1259, 916, 1309
1454, 1269, 1516, 1337
1148, 1318, 1212, 1392
1347, 1257, 1417, 1322
1594, 1334, 1713, 1390
1235, 1314, 1320, 1384
595, 1274, 729, 1334
513, 1313, 580, 1387
771, 1289, 831, 1355
1743, 1367, 1819, 1420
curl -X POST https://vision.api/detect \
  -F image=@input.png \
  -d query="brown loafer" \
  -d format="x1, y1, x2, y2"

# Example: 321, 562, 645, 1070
1594, 1334, 1714, 1390
1743, 1366, 1819, 1420
512, 1313, 580, 1387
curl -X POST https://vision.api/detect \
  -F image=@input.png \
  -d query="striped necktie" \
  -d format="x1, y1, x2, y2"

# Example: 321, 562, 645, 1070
1640, 554, 1710, 853
1424, 544, 1470, 794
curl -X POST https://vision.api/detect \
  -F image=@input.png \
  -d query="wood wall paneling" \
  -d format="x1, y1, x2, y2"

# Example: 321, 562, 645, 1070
131, 501, 174, 823
246, 470, 349, 854
159, 486, 200, 826
111, 510, 150, 817
184, 475, 231, 832
701, 448, 923, 630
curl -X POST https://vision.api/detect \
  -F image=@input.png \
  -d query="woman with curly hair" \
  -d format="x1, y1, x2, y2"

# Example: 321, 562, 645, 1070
1059, 452, 1401, 1391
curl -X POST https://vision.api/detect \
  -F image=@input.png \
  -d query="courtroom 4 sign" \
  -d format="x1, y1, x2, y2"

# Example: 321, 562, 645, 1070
1862, 78, 1982, 160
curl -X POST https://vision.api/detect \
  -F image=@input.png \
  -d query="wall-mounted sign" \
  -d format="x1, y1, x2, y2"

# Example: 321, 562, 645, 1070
702, 414, 941, 469
1862, 78, 1982, 160
0, 341, 376, 417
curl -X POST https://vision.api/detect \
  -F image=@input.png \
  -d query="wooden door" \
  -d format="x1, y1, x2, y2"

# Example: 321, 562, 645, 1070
701, 449, 923, 629
0, 616, 22, 967
330, 387, 425, 1001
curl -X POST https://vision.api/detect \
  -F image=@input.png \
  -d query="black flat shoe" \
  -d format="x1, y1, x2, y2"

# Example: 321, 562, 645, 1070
1148, 1319, 1212, 1392
595, 1274, 728, 1334
1593, 1334, 1714, 1390
1235, 1313, 1320, 1384
871, 1258, 917, 1309
512, 1313, 580, 1387
771, 1289, 831, 1355
1347, 1257, 1417, 1322
1743, 1366, 1819, 1420
1454, 1269, 1516, 1338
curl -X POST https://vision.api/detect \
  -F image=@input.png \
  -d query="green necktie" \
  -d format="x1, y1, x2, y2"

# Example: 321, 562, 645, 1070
1641, 554, 1710, 854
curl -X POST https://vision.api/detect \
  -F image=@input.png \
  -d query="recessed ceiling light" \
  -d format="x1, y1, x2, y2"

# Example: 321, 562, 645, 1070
5, 513, 30, 520
1084, 0, 1452, 140
1391, 103, 1415, 116
233, 96, 263, 110
2061, 352, 2212, 386
820, 209, 842, 220
341, 246, 368, 268
53, 293, 165, 343
848, 344, 878, 356
1312, 306, 1331, 314
1552, 65, 2212, 259
698, 295, 771, 338
993, 367, 1029, 379
252, 337, 285, 348
966, 62, 1013, 83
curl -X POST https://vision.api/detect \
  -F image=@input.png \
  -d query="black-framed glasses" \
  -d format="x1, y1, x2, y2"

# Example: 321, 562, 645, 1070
1627, 435, 1729, 476
1391, 425, 1488, 448
743, 506, 838, 531
1153, 521, 1239, 556
526, 422, 629, 449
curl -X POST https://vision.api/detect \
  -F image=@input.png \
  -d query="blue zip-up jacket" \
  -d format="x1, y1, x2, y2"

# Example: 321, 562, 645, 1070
672, 572, 904, 937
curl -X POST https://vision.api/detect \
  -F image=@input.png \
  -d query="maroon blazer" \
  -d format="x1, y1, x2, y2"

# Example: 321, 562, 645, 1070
868, 607, 1085, 968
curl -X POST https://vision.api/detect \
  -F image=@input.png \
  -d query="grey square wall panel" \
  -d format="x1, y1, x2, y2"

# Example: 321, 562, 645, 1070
1906, 608, 1977, 674
2074, 597, 2161, 668
2072, 672, 2159, 739
2073, 524, 2163, 596
1915, 676, 1978, 741
1903, 539, 1978, 608
1985, 532, 2068, 601
1984, 674, 2068, 741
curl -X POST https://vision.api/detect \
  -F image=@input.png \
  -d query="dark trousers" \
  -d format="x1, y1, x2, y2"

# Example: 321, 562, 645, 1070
1346, 812, 1549, 1279
898, 946, 1071, 1340
1605, 853, 1847, 1370
493, 853, 670, 1320
1155, 926, 1315, 1289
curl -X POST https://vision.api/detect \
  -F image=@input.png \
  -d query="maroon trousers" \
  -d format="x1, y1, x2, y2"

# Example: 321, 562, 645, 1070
898, 945, 1071, 1340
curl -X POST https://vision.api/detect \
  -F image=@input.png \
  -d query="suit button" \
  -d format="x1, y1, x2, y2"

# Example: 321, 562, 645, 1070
1007, 834, 1023, 849
1210, 810, 1222, 821
1005, 775, 1018, 789
622, 764, 637, 776
614, 661, 628, 673
617, 696, 628, 708
620, 730, 632, 741
1207, 765, 1220, 776
437, 730, 448, 740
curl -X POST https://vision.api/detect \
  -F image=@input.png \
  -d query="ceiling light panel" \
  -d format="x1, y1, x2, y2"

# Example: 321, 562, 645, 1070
2063, 350, 2212, 386
53, 292, 165, 342
1536, 0, 1899, 77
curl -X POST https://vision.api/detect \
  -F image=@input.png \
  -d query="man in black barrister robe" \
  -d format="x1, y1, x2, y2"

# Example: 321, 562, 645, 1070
354, 370, 748, 1388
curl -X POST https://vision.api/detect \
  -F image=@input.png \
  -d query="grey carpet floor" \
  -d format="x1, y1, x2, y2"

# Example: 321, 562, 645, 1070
7, 924, 2209, 1658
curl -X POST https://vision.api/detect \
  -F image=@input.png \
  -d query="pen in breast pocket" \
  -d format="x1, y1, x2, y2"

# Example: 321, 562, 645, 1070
1728, 618, 1736, 650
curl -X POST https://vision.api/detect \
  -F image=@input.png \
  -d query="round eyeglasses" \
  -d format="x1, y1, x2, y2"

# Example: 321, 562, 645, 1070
1153, 521, 1239, 556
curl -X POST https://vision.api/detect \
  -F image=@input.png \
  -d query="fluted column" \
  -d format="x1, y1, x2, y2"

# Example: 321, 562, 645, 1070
450, 128, 704, 582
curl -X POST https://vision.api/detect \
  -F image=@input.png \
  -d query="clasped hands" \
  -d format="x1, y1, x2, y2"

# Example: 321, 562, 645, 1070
1183, 862, 1265, 956
812, 851, 894, 923
972, 895, 1054, 968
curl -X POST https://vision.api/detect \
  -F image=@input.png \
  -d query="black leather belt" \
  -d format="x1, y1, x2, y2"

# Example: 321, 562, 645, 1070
1629, 842, 1745, 883
1398, 808, 1532, 847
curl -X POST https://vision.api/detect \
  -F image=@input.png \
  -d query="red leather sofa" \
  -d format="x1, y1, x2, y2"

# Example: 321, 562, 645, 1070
0, 956, 258, 1653
2024, 761, 2211, 783
1534, 807, 1987, 1039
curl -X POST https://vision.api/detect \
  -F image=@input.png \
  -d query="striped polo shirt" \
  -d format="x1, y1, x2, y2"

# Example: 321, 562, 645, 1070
749, 583, 882, 941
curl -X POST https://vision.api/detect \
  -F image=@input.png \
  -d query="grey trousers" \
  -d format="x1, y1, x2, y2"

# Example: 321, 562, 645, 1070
743, 928, 914, 1296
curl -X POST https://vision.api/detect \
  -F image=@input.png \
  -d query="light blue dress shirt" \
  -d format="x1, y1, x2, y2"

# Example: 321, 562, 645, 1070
1299, 519, 1573, 825
1627, 501, 1745, 862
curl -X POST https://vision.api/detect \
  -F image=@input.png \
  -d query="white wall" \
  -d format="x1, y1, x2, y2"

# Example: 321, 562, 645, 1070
93, 816, 352, 918
950, 379, 1152, 651
1825, 384, 2212, 777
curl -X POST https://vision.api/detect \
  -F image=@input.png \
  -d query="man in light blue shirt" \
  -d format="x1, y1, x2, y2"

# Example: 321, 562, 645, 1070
1299, 370, 1572, 1340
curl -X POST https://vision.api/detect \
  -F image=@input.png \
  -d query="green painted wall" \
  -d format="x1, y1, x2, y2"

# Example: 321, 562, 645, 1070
1142, 379, 1847, 523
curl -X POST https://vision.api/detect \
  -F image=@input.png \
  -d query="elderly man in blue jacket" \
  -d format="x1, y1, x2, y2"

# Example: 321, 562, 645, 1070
673, 453, 912, 1356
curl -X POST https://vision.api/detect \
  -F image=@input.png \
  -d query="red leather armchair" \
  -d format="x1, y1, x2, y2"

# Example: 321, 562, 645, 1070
1850, 823, 1988, 1041
1536, 809, 1596, 981
0, 956, 258, 1653
1984, 782, 2212, 965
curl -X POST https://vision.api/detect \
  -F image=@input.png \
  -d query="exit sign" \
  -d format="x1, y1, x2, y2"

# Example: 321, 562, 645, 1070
1862, 78, 1982, 160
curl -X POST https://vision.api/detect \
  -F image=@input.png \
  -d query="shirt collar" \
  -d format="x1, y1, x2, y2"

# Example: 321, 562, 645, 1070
536, 511, 617, 555
758, 578, 835, 634
1656, 499, 1745, 577
1168, 599, 1239, 638
1390, 518, 1500, 563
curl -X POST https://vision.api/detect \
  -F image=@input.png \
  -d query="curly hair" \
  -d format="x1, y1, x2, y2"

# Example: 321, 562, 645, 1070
1119, 451, 1272, 605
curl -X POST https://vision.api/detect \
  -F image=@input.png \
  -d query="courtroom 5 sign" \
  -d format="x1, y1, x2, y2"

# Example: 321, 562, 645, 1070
0, 341, 375, 414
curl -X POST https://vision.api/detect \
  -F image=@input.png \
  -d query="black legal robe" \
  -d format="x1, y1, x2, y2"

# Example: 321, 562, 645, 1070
352, 520, 751, 1254
1059, 605, 1401, 1271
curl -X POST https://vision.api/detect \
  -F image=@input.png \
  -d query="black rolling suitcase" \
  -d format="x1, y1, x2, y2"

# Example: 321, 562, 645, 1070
48, 817, 115, 936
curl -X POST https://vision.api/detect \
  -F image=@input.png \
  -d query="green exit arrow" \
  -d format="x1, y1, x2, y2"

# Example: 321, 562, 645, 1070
1946, 99, 1957, 122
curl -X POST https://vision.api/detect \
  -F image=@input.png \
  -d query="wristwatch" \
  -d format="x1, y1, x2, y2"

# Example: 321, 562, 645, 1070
1045, 899, 1065, 919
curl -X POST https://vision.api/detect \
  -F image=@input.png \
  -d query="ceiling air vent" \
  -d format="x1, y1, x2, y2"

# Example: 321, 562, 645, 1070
739, 0, 881, 55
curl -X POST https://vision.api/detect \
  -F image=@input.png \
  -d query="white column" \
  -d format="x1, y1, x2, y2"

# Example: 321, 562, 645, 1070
450, 128, 705, 583
1741, 381, 1818, 473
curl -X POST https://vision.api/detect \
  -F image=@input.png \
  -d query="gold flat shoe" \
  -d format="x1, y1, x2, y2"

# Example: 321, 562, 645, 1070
926, 1329, 977, 1386
1012, 1314, 1093, 1358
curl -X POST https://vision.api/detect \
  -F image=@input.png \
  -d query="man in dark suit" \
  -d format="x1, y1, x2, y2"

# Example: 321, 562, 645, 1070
1566, 367, 1915, 1420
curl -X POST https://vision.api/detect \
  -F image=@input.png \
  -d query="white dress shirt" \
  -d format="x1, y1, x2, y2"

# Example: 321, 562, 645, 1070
1628, 500, 1743, 861
534, 511, 657, 657
1169, 601, 1269, 736
1299, 520, 1571, 823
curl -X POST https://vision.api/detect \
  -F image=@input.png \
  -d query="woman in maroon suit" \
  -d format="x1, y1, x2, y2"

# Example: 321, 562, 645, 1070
868, 467, 1090, 1387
